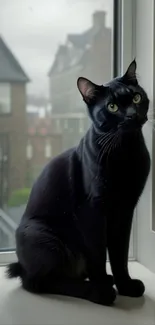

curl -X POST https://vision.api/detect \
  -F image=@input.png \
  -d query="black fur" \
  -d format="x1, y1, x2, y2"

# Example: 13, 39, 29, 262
7, 262, 22, 278
7, 60, 150, 305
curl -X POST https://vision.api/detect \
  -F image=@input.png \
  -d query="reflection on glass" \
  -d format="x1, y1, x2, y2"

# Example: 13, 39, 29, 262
0, 0, 113, 249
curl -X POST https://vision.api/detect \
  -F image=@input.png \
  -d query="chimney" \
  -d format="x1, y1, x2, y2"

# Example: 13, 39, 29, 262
92, 11, 106, 32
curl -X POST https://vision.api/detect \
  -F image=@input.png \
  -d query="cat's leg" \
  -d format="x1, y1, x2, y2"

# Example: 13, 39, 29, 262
22, 276, 115, 306
16, 222, 114, 305
77, 204, 116, 303
107, 208, 145, 297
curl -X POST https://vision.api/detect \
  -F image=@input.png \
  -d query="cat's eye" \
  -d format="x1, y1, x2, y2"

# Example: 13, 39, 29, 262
108, 103, 118, 113
133, 93, 142, 104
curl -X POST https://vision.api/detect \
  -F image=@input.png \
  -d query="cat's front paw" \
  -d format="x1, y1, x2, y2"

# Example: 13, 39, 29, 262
106, 274, 114, 286
89, 284, 116, 306
117, 279, 145, 297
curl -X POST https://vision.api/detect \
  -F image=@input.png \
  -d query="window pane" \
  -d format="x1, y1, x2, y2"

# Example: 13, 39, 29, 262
45, 139, 52, 158
0, 84, 11, 114
26, 141, 33, 160
0, 0, 113, 250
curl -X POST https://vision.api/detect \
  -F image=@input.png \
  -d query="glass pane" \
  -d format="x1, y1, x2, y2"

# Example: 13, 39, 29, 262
0, 84, 11, 114
0, 0, 113, 250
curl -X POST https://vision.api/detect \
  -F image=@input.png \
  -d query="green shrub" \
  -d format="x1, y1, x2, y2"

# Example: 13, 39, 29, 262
8, 188, 31, 207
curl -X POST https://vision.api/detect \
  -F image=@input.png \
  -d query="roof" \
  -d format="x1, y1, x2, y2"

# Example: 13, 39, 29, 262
0, 36, 30, 83
48, 10, 109, 77
48, 45, 69, 75
67, 29, 92, 48
48, 29, 92, 76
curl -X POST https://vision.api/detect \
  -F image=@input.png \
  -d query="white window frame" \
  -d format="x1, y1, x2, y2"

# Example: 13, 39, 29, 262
151, 2, 155, 235
0, 0, 135, 264
134, 0, 155, 273
0, 83, 11, 115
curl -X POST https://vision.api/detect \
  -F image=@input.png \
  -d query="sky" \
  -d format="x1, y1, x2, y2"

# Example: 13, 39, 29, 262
0, 0, 113, 97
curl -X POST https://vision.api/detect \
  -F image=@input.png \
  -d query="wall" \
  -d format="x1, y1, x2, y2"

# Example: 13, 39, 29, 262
50, 66, 82, 114
0, 83, 27, 196
26, 134, 62, 185
51, 115, 90, 151
10, 83, 27, 194
85, 28, 112, 84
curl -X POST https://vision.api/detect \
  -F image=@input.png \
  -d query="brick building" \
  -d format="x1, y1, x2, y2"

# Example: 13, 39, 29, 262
0, 36, 29, 206
26, 112, 62, 186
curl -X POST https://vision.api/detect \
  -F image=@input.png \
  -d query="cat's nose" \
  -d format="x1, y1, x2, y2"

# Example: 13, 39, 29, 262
126, 107, 137, 120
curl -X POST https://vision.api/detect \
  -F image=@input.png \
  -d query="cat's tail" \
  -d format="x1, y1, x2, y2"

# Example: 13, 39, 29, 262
6, 262, 22, 278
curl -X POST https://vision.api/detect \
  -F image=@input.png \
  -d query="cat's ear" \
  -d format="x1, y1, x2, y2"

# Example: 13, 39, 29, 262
123, 59, 137, 82
77, 77, 99, 104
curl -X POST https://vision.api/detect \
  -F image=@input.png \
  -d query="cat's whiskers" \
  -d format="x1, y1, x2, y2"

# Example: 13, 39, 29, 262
97, 132, 113, 146
96, 133, 115, 179
97, 132, 113, 159
114, 131, 121, 149
97, 129, 122, 165
106, 140, 114, 168
97, 133, 114, 165
98, 135, 114, 152
105, 131, 121, 167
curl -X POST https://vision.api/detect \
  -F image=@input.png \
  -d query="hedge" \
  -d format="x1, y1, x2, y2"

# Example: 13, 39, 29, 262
8, 188, 31, 207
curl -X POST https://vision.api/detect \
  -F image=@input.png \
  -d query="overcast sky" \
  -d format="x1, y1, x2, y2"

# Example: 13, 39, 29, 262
0, 0, 113, 97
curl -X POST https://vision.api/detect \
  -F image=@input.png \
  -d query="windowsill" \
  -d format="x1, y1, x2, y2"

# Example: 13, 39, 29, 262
0, 262, 154, 325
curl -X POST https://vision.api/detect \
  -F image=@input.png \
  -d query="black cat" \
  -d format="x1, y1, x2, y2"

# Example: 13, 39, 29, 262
7, 60, 150, 306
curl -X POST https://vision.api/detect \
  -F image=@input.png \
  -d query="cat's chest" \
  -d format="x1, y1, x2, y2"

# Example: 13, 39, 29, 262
106, 145, 150, 196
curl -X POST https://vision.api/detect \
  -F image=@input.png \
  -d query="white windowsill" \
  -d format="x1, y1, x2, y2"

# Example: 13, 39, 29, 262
0, 262, 154, 325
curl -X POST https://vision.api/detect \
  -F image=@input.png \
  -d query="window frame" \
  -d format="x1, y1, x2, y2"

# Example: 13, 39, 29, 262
135, 0, 155, 273
0, 0, 135, 264
151, 1, 155, 235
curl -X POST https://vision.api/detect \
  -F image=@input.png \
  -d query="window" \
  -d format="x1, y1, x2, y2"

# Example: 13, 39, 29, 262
26, 141, 33, 160
64, 119, 68, 129
45, 139, 52, 158
0, 0, 116, 259
0, 84, 11, 114
56, 119, 61, 133
134, 0, 155, 272
79, 118, 84, 134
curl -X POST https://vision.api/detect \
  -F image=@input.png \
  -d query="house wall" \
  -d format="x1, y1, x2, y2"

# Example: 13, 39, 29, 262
26, 134, 63, 186
51, 115, 91, 151
50, 66, 83, 114
85, 28, 112, 84
0, 83, 27, 199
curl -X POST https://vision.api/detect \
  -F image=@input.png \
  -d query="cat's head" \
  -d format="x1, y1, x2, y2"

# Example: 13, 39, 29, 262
77, 60, 149, 133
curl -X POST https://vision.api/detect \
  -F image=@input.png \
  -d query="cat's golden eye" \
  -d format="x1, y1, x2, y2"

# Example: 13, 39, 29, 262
133, 93, 142, 104
108, 103, 118, 113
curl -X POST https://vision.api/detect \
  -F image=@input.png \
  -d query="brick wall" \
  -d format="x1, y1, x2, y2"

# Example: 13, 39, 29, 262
0, 83, 27, 197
